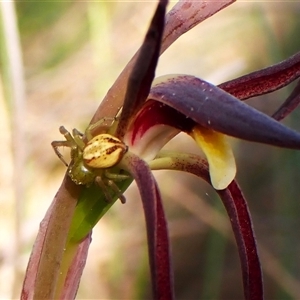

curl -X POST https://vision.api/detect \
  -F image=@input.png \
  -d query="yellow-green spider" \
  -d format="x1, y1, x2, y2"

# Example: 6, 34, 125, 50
51, 118, 128, 203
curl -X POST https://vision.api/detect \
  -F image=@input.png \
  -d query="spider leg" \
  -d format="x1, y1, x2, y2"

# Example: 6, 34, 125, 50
104, 169, 130, 181
51, 140, 72, 167
95, 176, 113, 203
73, 128, 83, 137
59, 126, 75, 143
52, 126, 81, 166
106, 179, 126, 204
72, 128, 85, 151
95, 175, 126, 204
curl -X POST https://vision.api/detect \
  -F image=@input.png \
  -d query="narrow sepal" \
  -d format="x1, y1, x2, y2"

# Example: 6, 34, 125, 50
150, 75, 300, 149
21, 179, 88, 300
221, 182, 263, 300
21, 200, 55, 300
272, 80, 300, 121
219, 51, 300, 100
150, 151, 263, 300
121, 153, 174, 300
162, 0, 235, 53
92, 0, 235, 124
116, 0, 167, 139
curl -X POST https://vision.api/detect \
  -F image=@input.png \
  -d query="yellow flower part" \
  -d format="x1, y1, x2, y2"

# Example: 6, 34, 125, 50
190, 125, 236, 190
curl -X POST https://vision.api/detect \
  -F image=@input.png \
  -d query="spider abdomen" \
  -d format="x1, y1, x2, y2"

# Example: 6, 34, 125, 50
83, 134, 128, 169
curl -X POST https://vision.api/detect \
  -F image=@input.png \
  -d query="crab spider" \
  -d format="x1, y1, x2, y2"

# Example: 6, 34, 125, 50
51, 118, 129, 203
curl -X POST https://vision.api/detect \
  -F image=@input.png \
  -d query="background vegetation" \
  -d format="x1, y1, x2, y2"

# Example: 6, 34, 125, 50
0, 1, 299, 299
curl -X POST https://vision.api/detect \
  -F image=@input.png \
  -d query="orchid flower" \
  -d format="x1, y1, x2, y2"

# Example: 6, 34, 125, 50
22, 1, 300, 300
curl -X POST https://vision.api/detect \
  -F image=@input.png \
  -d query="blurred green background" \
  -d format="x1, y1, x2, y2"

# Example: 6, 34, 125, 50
0, 1, 300, 299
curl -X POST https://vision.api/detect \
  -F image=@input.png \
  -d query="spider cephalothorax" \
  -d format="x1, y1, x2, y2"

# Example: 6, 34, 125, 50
52, 118, 129, 203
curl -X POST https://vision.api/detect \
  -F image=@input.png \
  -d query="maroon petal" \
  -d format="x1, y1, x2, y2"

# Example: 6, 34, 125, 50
161, 0, 235, 53
93, 0, 235, 124
152, 152, 263, 300
221, 181, 263, 300
219, 51, 300, 100
122, 153, 174, 300
272, 80, 300, 121
149, 75, 300, 149
21, 198, 91, 300
21, 178, 83, 300
21, 200, 54, 300
116, 0, 167, 139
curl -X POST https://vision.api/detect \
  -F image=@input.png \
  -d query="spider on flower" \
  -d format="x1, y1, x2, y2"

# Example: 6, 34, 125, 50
51, 117, 129, 203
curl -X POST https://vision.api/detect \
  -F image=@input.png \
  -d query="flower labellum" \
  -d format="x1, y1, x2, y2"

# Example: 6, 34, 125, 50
190, 125, 236, 190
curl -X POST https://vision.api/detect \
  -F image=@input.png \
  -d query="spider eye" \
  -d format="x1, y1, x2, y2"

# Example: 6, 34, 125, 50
83, 134, 128, 169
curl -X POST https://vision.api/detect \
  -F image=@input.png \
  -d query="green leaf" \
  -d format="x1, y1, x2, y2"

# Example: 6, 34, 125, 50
67, 177, 133, 243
